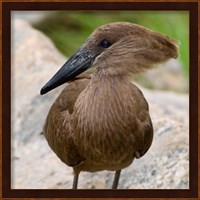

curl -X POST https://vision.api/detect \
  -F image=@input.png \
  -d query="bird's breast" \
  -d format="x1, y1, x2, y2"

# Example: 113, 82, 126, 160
71, 77, 137, 161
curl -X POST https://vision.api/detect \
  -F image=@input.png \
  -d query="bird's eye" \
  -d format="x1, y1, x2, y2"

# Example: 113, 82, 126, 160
100, 39, 111, 48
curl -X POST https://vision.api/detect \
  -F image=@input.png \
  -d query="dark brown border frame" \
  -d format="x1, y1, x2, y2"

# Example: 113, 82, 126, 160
2, 1, 198, 199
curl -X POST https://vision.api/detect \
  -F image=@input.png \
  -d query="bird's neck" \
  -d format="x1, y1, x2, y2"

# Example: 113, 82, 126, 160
91, 69, 130, 86
74, 70, 134, 121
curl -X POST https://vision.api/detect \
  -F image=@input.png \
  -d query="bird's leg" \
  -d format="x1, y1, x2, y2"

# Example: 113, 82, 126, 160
112, 170, 121, 189
72, 174, 79, 189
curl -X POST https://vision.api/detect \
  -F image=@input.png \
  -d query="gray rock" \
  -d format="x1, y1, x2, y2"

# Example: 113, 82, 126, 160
12, 11, 56, 24
134, 59, 188, 93
11, 19, 66, 145
11, 19, 189, 189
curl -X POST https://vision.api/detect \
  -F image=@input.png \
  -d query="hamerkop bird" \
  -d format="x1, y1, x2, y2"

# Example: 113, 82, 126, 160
40, 22, 178, 189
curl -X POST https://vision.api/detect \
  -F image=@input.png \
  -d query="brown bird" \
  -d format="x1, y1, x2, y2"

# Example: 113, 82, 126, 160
40, 22, 178, 189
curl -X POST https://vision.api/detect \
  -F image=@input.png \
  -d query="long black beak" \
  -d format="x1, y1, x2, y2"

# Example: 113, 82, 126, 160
40, 46, 94, 95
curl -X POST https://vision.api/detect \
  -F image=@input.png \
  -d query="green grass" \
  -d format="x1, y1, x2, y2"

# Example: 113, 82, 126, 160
34, 11, 189, 77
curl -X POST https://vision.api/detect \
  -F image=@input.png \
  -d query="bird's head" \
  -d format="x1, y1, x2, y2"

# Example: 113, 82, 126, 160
40, 22, 179, 95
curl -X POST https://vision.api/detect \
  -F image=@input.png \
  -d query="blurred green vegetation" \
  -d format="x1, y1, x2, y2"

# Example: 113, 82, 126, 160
34, 11, 189, 77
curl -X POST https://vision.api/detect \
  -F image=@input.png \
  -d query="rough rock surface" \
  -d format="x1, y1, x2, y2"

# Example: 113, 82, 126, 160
135, 59, 188, 93
11, 19, 189, 189
12, 11, 55, 24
